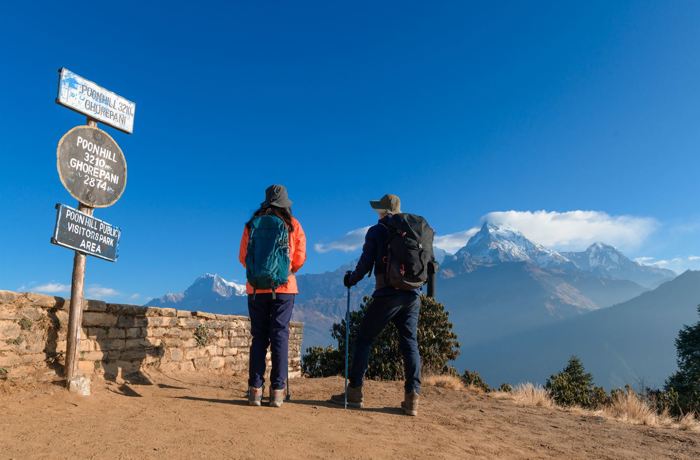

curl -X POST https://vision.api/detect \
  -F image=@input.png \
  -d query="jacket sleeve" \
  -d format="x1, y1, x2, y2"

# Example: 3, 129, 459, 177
350, 227, 376, 283
239, 226, 249, 268
291, 220, 307, 273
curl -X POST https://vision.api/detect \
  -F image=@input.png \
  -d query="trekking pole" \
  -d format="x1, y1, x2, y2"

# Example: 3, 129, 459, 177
286, 366, 291, 401
344, 285, 351, 409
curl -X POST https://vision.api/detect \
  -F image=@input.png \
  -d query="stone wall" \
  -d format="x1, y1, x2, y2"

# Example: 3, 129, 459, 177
0, 290, 303, 382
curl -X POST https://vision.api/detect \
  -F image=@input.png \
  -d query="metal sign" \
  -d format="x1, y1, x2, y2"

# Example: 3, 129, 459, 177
56, 68, 136, 134
52, 204, 121, 262
57, 125, 127, 208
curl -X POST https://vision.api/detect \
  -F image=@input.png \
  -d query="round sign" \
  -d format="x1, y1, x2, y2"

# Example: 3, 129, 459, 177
57, 126, 127, 208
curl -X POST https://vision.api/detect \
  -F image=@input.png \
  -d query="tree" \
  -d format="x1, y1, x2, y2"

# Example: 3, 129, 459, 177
545, 356, 607, 409
462, 370, 491, 392
302, 295, 460, 379
665, 306, 700, 415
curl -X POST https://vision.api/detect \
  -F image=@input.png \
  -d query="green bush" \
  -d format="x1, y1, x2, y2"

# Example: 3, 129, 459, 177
498, 383, 513, 393
665, 305, 700, 415
545, 356, 607, 409
644, 387, 680, 415
301, 295, 460, 379
462, 370, 491, 392
301, 346, 341, 378
193, 324, 211, 347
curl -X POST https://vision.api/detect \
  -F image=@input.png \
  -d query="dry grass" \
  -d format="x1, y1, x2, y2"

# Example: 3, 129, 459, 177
510, 383, 553, 408
603, 389, 658, 426
597, 389, 700, 431
425, 376, 700, 433
423, 374, 464, 391
465, 384, 487, 394
678, 413, 700, 432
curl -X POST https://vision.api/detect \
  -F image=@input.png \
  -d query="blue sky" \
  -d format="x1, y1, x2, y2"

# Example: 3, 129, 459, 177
1, 1, 700, 302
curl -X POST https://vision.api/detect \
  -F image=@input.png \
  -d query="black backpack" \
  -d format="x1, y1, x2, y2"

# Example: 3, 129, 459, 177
382, 213, 435, 290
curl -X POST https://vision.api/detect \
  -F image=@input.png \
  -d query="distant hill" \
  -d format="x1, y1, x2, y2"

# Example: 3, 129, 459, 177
147, 224, 666, 354
458, 270, 700, 389
436, 261, 647, 349
147, 273, 248, 314
563, 242, 675, 288
145, 270, 374, 347
435, 224, 649, 347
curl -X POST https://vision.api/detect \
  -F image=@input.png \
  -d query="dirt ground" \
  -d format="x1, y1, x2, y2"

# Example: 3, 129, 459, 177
1, 371, 698, 459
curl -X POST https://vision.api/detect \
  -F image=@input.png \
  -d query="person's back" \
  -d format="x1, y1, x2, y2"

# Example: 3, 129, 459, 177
330, 193, 433, 416
239, 184, 306, 407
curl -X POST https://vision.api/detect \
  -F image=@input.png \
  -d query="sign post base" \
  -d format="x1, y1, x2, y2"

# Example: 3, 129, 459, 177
67, 375, 91, 396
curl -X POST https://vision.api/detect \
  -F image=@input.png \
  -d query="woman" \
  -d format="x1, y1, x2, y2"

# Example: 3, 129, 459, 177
238, 184, 306, 407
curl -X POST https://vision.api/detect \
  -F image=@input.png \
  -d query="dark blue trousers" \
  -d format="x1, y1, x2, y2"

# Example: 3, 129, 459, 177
247, 293, 295, 390
349, 291, 422, 393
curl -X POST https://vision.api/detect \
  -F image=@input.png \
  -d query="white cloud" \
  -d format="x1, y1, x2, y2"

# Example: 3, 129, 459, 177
33, 283, 71, 294
635, 256, 700, 274
129, 293, 141, 300
315, 210, 659, 256
484, 210, 658, 251
86, 286, 120, 299
434, 228, 479, 254
314, 226, 370, 253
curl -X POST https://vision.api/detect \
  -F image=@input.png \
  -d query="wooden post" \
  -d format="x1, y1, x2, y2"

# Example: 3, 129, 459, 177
64, 203, 93, 386
65, 116, 97, 390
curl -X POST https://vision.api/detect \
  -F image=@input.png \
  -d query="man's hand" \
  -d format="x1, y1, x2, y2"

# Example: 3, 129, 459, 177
343, 270, 355, 288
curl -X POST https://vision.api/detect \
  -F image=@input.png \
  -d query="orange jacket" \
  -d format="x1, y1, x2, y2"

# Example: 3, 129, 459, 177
238, 217, 306, 295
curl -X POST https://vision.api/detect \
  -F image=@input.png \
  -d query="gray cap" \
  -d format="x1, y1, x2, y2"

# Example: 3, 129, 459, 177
262, 184, 293, 208
370, 194, 401, 214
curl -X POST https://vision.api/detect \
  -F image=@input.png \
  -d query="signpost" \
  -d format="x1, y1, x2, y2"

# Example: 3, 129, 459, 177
53, 69, 135, 394
52, 204, 121, 262
57, 68, 136, 134
57, 126, 127, 208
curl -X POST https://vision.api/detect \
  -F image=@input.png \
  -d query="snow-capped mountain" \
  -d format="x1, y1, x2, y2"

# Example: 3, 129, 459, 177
441, 223, 574, 276
146, 273, 247, 313
563, 243, 675, 288
145, 225, 675, 354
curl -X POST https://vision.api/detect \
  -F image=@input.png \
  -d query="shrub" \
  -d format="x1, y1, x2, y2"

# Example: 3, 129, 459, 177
644, 387, 680, 415
462, 370, 490, 392
17, 317, 32, 331
0, 368, 7, 380
498, 383, 513, 393
193, 324, 211, 347
301, 295, 460, 379
301, 346, 341, 377
590, 385, 612, 408
545, 356, 605, 409
665, 305, 700, 416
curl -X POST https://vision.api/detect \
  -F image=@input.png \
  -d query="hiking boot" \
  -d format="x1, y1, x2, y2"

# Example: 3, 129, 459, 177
401, 390, 419, 416
270, 387, 285, 408
248, 386, 263, 406
329, 385, 364, 408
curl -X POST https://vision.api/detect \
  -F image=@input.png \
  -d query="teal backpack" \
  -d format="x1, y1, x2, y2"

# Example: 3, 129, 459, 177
246, 215, 290, 297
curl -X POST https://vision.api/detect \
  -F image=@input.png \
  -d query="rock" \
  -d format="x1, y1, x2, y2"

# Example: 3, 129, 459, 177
0, 290, 20, 304
108, 328, 126, 339
85, 300, 108, 312
209, 357, 225, 369
83, 312, 118, 327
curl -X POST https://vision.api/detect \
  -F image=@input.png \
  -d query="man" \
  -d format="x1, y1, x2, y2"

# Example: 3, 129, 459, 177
330, 193, 423, 416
